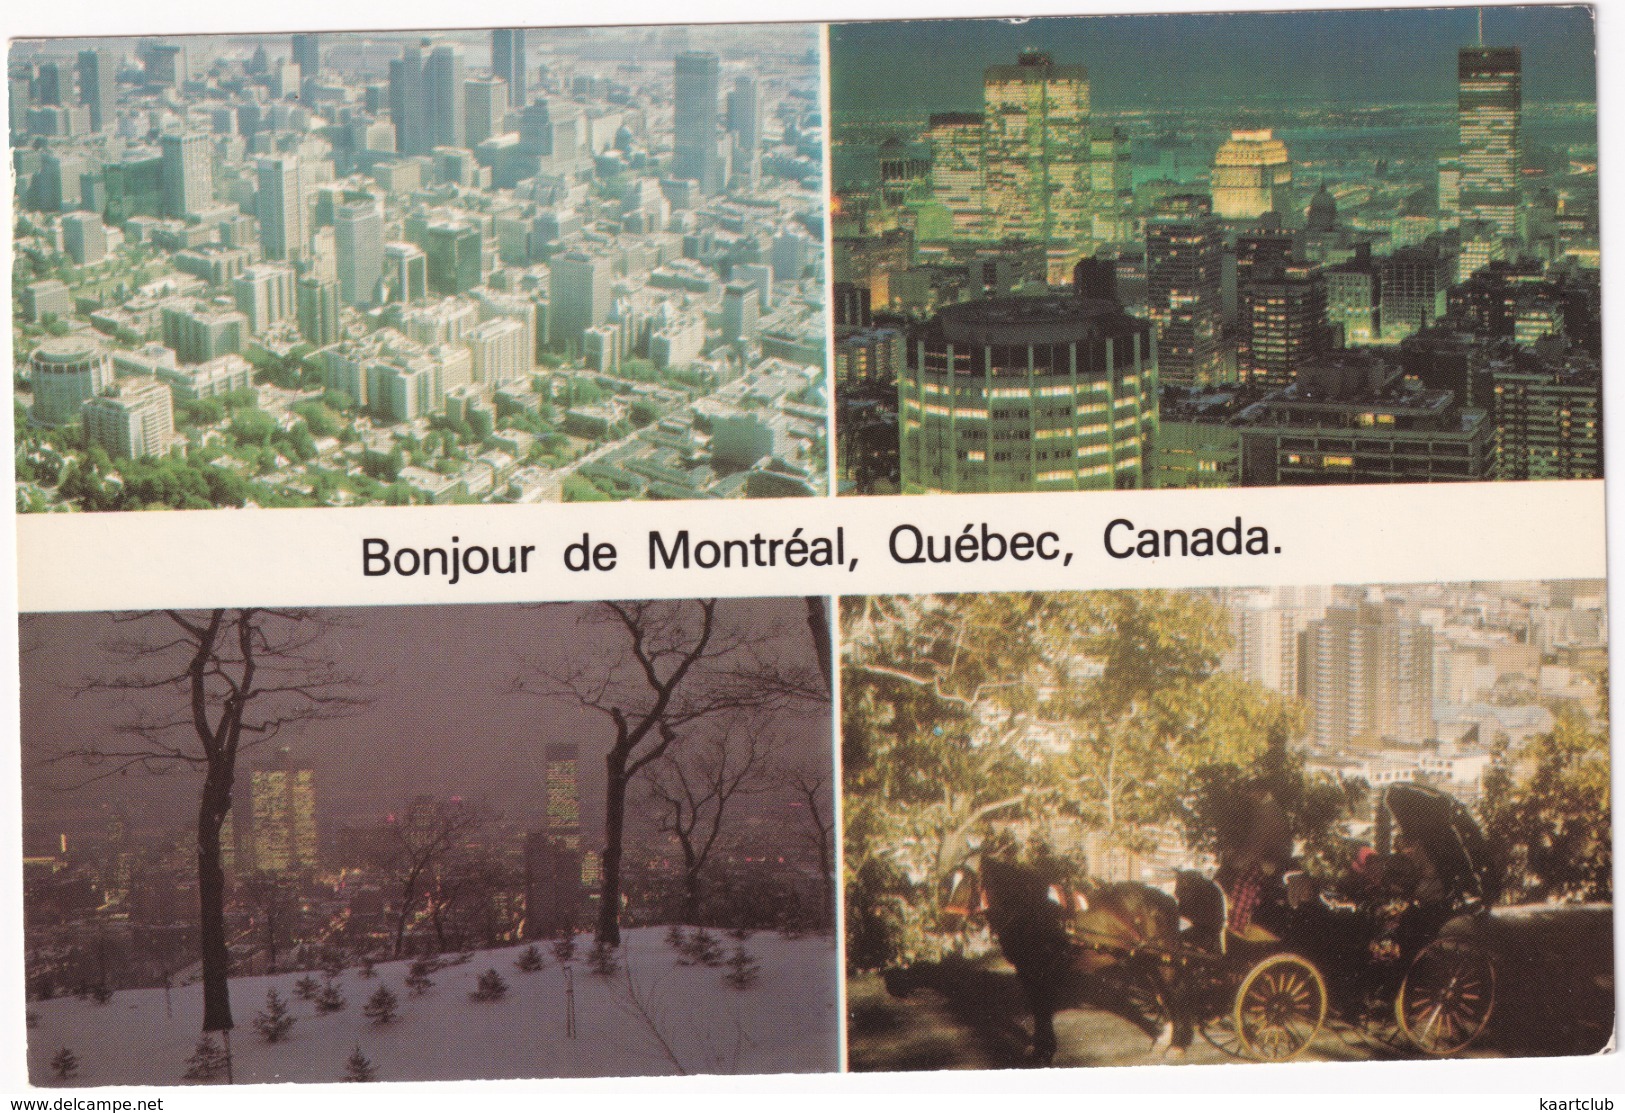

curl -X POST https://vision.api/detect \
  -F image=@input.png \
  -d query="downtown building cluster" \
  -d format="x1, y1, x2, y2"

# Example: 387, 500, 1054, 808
833, 43, 1600, 495
11, 27, 829, 511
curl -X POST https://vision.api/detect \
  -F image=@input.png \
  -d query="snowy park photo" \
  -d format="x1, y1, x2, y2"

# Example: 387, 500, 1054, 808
20, 600, 839, 1083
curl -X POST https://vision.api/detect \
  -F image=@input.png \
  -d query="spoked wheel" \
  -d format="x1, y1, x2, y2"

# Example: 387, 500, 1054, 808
1396, 938, 1496, 1056
1233, 953, 1327, 1061
1199, 1012, 1249, 1059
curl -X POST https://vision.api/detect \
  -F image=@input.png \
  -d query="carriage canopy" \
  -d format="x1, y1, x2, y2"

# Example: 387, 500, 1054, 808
1383, 782, 1500, 907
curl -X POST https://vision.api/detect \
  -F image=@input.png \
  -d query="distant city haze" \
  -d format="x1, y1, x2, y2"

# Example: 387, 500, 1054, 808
20, 599, 830, 860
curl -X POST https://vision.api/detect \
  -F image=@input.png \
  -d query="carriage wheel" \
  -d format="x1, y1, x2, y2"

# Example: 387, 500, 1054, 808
1233, 954, 1327, 1062
1396, 938, 1496, 1056
1199, 1013, 1249, 1059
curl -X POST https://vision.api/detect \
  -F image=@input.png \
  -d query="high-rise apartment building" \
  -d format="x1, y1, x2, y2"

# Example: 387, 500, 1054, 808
232, 264, 297, 334
491, 28, 526, 106
673, 51, 725, 195
1299, 602, 1435, 749
981, 51, 1090, 248
1146, 194, 1225, 387
82, 378, 175, 459
1492, 357, 1602, 480
1458, 46, 1522, 239
296, 275, 341, 347
256, 155, 306, 262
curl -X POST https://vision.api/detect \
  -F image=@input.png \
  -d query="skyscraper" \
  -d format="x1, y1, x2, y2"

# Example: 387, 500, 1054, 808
725, 75, 761, 189
249, 749, 318, 874
160, 132, 212, 219
291, 33, 321, 80
1146, 194, 1225, 387
256, 156, 306, 262
673, 51, 725, 195
82, 378, 175, 459
76, 49, 113, 133
981, 51, 1090, 249
491, 28, 525, 106
1458, 45, 1522, 239
524, 742, 583, 939
426, 44, 467, 151
232, 264, 297, 334
335, 198, 385, 307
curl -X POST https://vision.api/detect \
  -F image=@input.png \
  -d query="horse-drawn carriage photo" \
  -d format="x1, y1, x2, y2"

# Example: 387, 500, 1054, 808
957, 782, 1499, 1065
842, 585, 1612, 1071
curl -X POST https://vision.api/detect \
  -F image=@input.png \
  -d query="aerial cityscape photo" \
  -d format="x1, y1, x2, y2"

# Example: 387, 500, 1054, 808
842, 580, 1610, 1068
21, 600, 839, 1082
829, 8, 1600, 494
11, 24, 829, 512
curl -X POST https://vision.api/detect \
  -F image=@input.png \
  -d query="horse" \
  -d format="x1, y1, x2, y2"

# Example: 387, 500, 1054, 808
948, 856, 1200, 1065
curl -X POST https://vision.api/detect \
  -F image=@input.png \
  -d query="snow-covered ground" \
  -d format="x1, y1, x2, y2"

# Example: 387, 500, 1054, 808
27, 930, 840, 1086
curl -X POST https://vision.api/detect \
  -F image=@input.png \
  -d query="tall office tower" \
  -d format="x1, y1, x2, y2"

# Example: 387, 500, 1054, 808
33, 61, 67, 106
232, 264, 297, 334
1437, 157, 1462, 217
389, 42, 432, 155
673, 51, 725, 195
291, 33, 321, 80
256, 156, 306, 262
491, 28, 526, 106
382, 242, 429, 305
160, 132, 213, 219
524, 741, 583, 939
296, 274, 341, 347
1146, 194, 1225, 387
1299, 602, 1434, 750
82, 378, 175, 459
29, 337, 113, 425
1211, 129, 1293, 220
927, 113, 988, 237
250, 749, 318, 874
544, 743, 582, 847
426, 44, 467, 150
981, 51, 1090, 247
548, 251, 612, 351
720, 282, 759, 344
1492, 359, 1602, 480
898, 295, 1156, 494
725, 74, 761, 188
335, 198, 385, 307
465, 76, 507, 146
76, 49, 113, 133
1458, 46, 1522, 240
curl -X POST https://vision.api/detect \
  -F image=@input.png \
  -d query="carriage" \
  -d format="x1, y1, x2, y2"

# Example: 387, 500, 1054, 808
967, 782, 1501, 1064
1171, 782, 1501, 1061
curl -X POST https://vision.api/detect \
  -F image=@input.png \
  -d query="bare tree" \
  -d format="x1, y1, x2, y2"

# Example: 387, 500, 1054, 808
784, 767, 835, 925
51, 609, 364, 1037
374, 796, 482, 957
649, 724, 774, 924
519, 601, 811, 946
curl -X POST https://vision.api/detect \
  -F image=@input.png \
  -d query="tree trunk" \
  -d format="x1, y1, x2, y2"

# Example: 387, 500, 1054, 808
805, 597, 832, 693
196, 770, 234, 1033
597, 753, 629, 947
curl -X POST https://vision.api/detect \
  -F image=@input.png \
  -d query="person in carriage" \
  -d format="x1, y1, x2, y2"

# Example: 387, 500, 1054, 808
1214, 775, 1295, 940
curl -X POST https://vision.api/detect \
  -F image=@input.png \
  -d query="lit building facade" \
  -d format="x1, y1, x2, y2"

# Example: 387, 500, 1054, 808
1146, 194, 1225, 387
1211, 129, 1293, 220
1458, 46, 1522, 239
982, 51, 1091, 249
900, 294, 1156, 493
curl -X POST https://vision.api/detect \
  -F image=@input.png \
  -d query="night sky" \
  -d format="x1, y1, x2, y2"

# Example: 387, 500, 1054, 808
19, 601, 832, 855
831, 6, 1597, 115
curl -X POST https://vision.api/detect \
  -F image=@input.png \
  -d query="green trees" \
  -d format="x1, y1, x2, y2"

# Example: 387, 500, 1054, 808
841, 591, 1314, 970
1480, 703, 1611, 902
